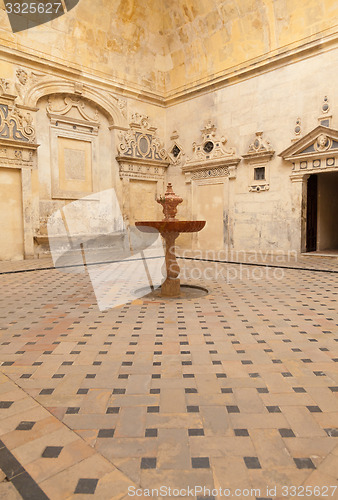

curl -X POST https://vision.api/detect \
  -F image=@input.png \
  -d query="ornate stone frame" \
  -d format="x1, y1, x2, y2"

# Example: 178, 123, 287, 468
279, 125, 338, 177
242, 131, 275, 192
115, 113, 170, 223
182, 121, 241, 182
279, 124, 338, 252
46, 96, 100, 200
0, 82, 39, 258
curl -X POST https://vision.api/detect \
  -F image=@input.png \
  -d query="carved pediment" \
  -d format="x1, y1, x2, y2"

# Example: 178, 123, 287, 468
116, 114, 169, 180
279, 125, 338, 160
46, 95, 100, 131
280, 125, 338, 178
182, 121, 240, 177
117, 114, 169, 165
242, 131, 275, 162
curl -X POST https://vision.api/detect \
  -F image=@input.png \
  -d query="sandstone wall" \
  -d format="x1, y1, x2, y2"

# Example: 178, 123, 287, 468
165, 47, 338, 255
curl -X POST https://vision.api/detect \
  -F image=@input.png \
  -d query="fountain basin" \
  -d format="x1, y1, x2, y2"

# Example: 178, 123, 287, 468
136, 220, 205, 297
135, 220, 205, 233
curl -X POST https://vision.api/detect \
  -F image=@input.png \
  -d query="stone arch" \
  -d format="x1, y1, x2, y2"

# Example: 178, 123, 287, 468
24, 78, 127, 128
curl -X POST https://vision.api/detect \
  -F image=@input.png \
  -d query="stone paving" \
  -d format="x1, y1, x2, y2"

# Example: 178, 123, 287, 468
0, 255, 337, 499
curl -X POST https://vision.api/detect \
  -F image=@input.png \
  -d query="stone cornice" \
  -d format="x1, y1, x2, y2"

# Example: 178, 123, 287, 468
0, 29, 337, 107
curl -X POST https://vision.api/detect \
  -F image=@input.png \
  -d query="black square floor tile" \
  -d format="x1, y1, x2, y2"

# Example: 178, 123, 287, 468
113, 389, 126, 394
66, 407, 80, 414
226, 405, 240, 413
191, 457, 210, 469
266, 406, 281, 413
185, 388, 197, 393
187, 406, 199, 413
74, 478, 98, 494
234, 428, 249, 436
145, 428, 158, 437
221, 388, 233, 393
42, 446, 63, 458
0, 401, 13, 408
293, 387, 306, 393
306, 406, 322, 413
15, 421, 35, 431
39, 389, 54, 395
97, 428, 115, 438
244, 456, 261, 469
294, 458, 316, 469
147, 406, 159, 413
257, 388, 269, 393
106, 407, 120, 414
188, 428, 204, 436
77, 389, 89, 395
140, 457, 156, 469
324, 428, 338, 437
279, 428, 296, 438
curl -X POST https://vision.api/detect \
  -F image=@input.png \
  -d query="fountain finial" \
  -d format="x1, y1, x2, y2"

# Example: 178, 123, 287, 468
157, 183, 183, 221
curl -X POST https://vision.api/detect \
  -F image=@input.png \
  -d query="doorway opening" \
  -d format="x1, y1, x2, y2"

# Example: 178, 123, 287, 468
306, 172, 338, 253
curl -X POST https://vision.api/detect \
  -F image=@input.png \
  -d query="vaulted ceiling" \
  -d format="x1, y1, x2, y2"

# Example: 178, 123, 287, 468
1, 0, 338, 99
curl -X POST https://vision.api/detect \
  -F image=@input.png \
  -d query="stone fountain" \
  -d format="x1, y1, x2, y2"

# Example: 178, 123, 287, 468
135, 183, 206, 297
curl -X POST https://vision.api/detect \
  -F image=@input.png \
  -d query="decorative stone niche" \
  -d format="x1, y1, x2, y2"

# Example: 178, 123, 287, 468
168, 130, 185, 166
0, 80, 39, 259
116, 113, 169, 180
116, 113, 170, 223
182, 120, 240, 181
242, 131, 275, 192
46, 95, 100, 200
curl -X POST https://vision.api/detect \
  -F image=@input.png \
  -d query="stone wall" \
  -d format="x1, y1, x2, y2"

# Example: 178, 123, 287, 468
165, 47, 338, 254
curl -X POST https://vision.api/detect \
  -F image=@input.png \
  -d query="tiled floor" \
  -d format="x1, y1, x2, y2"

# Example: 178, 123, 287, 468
0, 255, 337, 499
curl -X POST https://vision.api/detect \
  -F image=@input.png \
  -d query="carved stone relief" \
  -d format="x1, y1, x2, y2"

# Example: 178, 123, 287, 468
0, 103, 36, 143
182, 120, 240, 179
168, 130, 185, 166
279, 124, 338, 180
0, 86, 38, 259
116, 114, 169, 180
242, 131, 275, 192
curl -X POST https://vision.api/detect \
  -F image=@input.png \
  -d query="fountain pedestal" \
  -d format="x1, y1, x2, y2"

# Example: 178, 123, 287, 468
162, 230, 180, 296
135, 183, 205, 297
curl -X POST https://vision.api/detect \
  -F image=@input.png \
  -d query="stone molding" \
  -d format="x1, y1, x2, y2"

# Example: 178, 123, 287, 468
168, 130, 185, 166
243, 131, 275, 192
116, 114, 169, 180
182, 121, 240, 179
0, 86, 39, 259
279, 125, 338, 180
12, 68, 128, 128
242, 131, 275, 162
